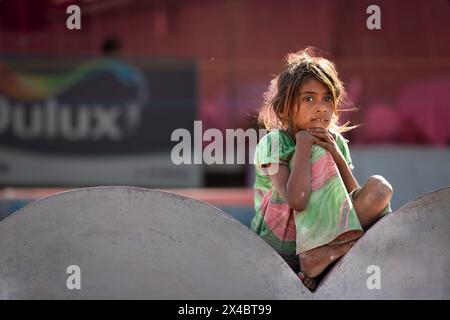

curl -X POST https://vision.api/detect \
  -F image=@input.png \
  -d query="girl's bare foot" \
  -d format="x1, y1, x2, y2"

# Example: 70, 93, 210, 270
297, 272, 317, 291
299, 241, 356, 278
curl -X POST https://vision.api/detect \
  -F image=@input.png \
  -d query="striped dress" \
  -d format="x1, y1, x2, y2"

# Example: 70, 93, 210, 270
251, 129, 364, 268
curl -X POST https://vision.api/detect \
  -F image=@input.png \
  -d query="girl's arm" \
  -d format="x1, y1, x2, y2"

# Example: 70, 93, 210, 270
307, 128, 359, 193
332, 151, 359, 193
269, 131, 314, 211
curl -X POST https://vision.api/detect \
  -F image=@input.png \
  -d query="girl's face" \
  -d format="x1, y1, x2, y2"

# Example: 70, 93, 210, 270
292, 78, 334, 131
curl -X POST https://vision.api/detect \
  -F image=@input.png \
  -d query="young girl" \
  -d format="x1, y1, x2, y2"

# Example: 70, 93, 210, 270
251, 48, 393, 291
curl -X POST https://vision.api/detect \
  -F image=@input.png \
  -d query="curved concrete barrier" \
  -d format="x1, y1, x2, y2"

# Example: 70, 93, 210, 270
0, 186, 449, 299
314, 187, 450, 299
0, 187, 307, 299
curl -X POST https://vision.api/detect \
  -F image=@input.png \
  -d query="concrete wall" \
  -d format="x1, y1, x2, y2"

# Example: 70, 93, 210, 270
1, 186, 449, 299
350, 146, 450, 209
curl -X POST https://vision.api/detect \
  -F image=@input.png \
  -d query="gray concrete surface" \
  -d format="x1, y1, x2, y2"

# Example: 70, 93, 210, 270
349, 146, 450, 210
314, 187, 450, 299
0, 186, 449, 299
0, 187, 307, 299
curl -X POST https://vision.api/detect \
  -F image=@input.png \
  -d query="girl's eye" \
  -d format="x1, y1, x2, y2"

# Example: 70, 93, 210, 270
324, 96, 333, 102
303, 96, 313, 102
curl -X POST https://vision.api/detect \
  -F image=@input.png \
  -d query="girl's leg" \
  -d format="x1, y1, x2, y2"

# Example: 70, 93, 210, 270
297, 271, 317, 291
299, 176, 393, 279
352, 175, 393, 230
299, 240, 356, 278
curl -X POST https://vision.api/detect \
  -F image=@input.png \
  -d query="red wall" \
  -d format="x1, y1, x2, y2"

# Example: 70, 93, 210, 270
1, 0, 449, 144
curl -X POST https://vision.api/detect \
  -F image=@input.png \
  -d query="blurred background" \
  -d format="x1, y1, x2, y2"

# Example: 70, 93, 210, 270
0, 0, 449, 226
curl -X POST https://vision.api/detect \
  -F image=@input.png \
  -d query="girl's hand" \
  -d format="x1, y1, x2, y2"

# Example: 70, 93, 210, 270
307, 128, 341, 159
294, 130, 315, 147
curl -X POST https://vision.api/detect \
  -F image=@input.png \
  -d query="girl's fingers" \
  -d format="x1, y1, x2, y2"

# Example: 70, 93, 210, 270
309, 130, 324, 137
313, 130, 333, 140
313, 138, 330, 150
311, 130, 336, 144
310, 131, 331, 143
325, 132, 335, 141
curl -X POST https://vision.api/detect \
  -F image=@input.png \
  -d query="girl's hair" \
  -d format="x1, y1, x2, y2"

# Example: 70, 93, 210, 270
258, 47, 357, 133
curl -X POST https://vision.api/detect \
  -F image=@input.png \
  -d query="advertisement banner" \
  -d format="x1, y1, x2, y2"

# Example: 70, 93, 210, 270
0, 56, 200, 187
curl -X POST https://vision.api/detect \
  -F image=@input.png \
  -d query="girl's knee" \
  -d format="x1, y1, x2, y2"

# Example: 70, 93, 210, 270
366, 175, 393, 202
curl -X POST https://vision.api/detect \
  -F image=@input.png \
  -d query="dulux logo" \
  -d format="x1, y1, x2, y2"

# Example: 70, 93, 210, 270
0, 58, 149, 143
0, 98, 142, 140
0, 98, 142, 141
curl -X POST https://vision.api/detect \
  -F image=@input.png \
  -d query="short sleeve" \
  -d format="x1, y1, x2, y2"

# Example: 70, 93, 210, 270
335, 133, 355, 170
254, 130, 295, 176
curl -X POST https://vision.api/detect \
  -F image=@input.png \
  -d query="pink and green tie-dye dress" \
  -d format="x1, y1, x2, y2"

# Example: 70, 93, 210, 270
251, 129, 364, 262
